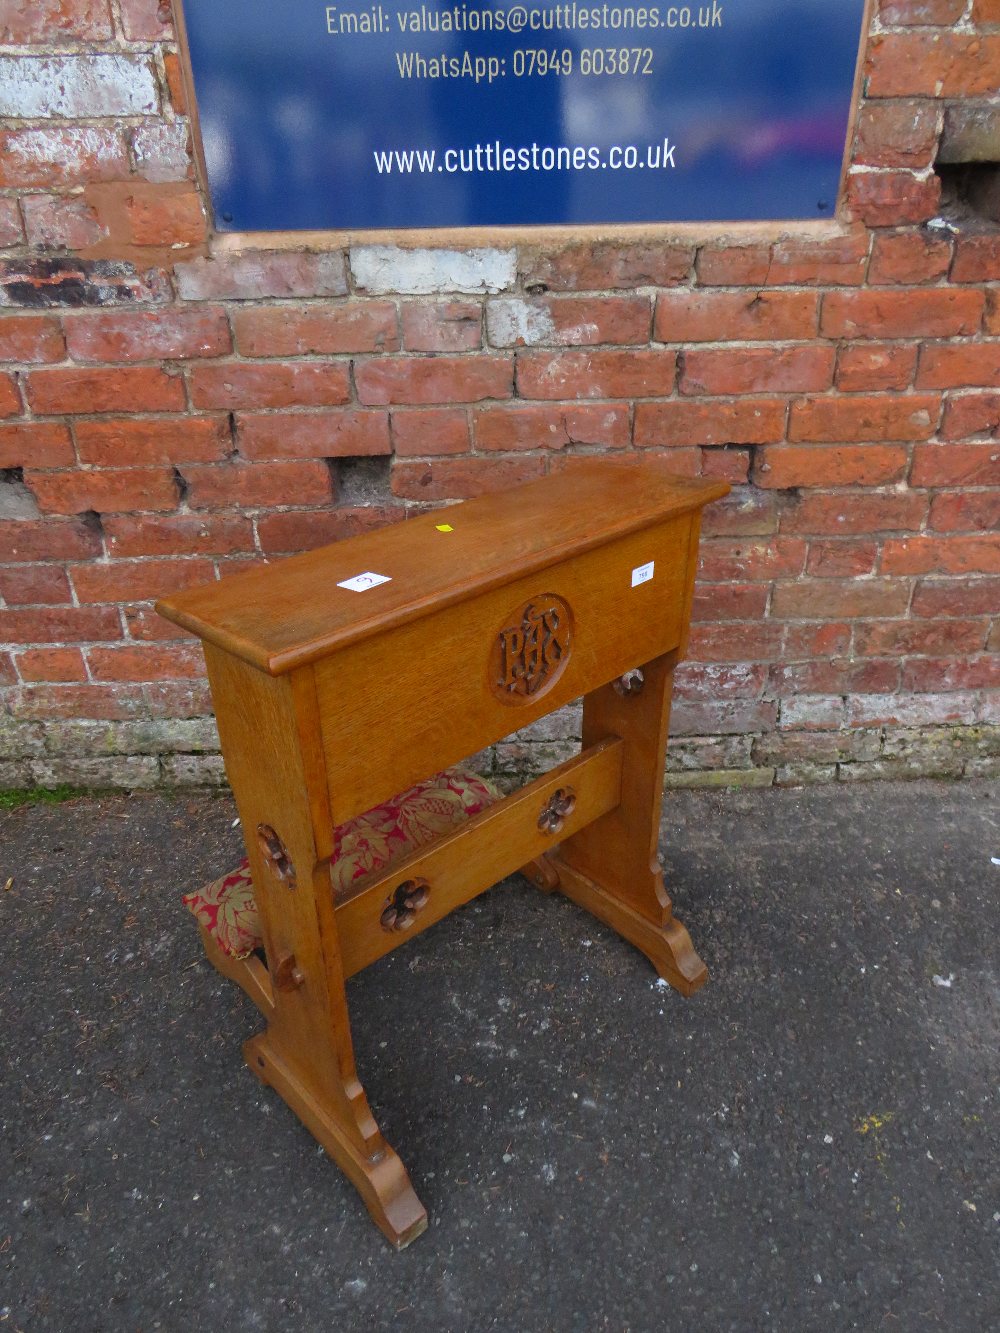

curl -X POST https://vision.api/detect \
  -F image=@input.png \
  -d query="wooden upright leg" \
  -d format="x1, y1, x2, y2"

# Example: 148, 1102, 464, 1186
552, 650, 708, 997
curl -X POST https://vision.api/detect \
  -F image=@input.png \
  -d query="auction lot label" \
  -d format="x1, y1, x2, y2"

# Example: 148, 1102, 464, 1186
180, 0, 867, 230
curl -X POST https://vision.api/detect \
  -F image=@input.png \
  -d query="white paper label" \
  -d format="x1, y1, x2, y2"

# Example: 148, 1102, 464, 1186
631, 561, 655, 588
337, 571, 391, 592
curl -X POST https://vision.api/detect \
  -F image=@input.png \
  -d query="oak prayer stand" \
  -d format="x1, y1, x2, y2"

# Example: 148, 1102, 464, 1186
156, 461, 728, 1248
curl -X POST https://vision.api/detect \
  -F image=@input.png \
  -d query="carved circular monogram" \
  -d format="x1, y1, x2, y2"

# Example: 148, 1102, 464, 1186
489, 593, 573, 705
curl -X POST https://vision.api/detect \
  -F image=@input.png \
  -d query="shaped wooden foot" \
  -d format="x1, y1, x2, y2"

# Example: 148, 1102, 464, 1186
520, 853, 561, 894
244, 1034, 428, 1249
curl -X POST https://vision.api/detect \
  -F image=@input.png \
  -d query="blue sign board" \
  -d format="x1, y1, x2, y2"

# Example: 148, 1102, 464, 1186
180, 0, 867, 231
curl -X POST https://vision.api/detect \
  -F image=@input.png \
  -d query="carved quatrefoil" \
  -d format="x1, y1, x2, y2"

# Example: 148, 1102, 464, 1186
380, 878, 431, 933
538, 787, 577, 836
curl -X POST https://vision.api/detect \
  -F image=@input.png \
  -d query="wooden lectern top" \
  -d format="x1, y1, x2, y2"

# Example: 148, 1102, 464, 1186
156, 462, 727, 676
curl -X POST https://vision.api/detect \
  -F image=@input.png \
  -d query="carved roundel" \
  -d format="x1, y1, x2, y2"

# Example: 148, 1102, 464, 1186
489, 593, 573, 705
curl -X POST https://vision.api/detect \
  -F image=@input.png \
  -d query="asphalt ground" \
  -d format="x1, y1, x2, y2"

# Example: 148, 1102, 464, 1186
1, 779, 998, 1332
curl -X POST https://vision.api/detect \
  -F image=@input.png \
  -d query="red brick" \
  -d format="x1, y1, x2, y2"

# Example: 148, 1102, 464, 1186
950, 234, 1000, 283
74, 417, 229, 466
26, 366, 185, 415
64, 309, 231, 363
845, 171, 942, 227
928, 490, 1000, 531
87, 644, 203, 682
654, 291, 817, 342
0, 518, 101, 562
868, 231, 952, 285
836, 343, 918, 392
123, 605, 193, 641
822, 289, 984, 338
489, 296, 650, 348
517, 350, 674, 400
866, 33, 1000, 98
0, 316, 65, 364
553, 449, 704, 481
356, 355, 512, 406
391, 408, 470, 456
15, 648, 87, 683
0, 423, 75, 469
781, 491, 928, 535
520, 243, 693, 291
10, 683, 148, 721
0, 0, 112, 42
71, 558, 215, 604
118, 0, 173, 40
0, 605, 122, 643
0, 198, 23, 247
701, 488, 781, 537
771, 580, 912, 619
789, 393, 939, 442
940, 392, 1000, 440
673, 663, 768, 700
669, 699, 777, 736
27, 467, 179, 515
880, 0, 967, 22
22, 195, 108, 251
189, 362, 351, 410
256, 507, 404, 555
0, 565, 72, 605
973, 0, 1000, 22
855, 618, 988, 656
912, 578, 1000, 616
911, 442, 1000, 485
686, 623, 784, 662
853, 100, 941, 169
183, 460, 332, 509
236, 409, 390, 459
233, 304, 399, 356
698, 539, 807, 582
701, 448, 750, 483
0, 375, 20, 417
474, 403, 629, 451
806, 540, 880, 578
755, 445, 908, 488
635, 399, 786, 448
695, 245, 771, 286
902, 655, 1000, 692
402, 302, 482, 352
691, 584, 770, 622
983, 292, 1000, 335
681, 347, 833, 396
770, 658, 901, 696
175, 253, 347, 301
0, 127, 128, 188
104, 513, 255, 558
783, 623, 853, 657
391, 457, 545, 501
882, 535, 1000, 574
146, 682, 214, 718
121, 185, 206, 248
766, 233, 870, 286
916, 344, 1000, 389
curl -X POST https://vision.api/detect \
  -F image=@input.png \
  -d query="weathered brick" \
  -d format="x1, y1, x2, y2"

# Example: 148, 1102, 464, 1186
916, 344, 1000, 389
26, 366, 185, 415
0, 423, 74, 469
15, 648, 87, 683
755, 444, 909, 488
681, 347, 833, 395
474, 402, 628, 451
698, 538, 807, 582
822, 288, 984, 338
701, 487, 781, 537
0, 605, 121, 643
352, 247, 515, 295
770, 579, 911, 619
687, 623, 784, 662
71, 557, 214, 603
778, 696, 845, 731
130, 123, 192, 185
88, 645, 203, 682
928, 490, 1000, 531
0, 199, 23, 247
357, 355, 512, 405
879, 0, 967, 23
115, 183, 206, 249
783, 623, 853, 657
695, 244, 771, 286
972, 0, 1000, 22
780, 491, 928, 535
73, 417, 230, 466
866, 33, 1000, 98
1, 0, 113, 43
0, 518, 101, 562
403, 302, 482, 352
789, 393, 938, 442
634, 399, 785, 447
10, 683, 147, 721
488, 296, 649, 347
0, 258, 170, 309
517, 349, 674, 400
0, 565, 72, 605
868, 231, 952, 285
182, 460, 332, 509
855, 618, 987, 655
691, 584, 770, 622
391, 456, 545, 500
391, 408, 470, 456
845, 171, 941, 227
835, 343, 917, 392
27, 466, 179, 515
0, 55, 159, 118
0, 316, 65, 365
232, 305, 399, 357
256, 506, 404, 554
766, 233, 870, 286
950, 233, 1000, 284
520, 243, 692, 291
189, 362, 351, 410
236, 410, 391, 459
911, 442, 1000, 485
702, 448, 751, 484
939, 102, 1000, 164
882, 535, 1000, 574
118, 0, 173, 40
654, 291, 817, 343
175, 253, 348, 301
806, 540, 879, 578
22, 194, 108, 251
162, 51, 187, 115
673, 662, 767, 701
853, 100, 941, 169
0, 128, 129, 189
0, 374, 21, 417
770, 657, 900, 695
104, 513, 254, 558
668, 699, 777, 736
940, 392, 1000, 440
64, 308, 230, 363
902, 656, 1000, 692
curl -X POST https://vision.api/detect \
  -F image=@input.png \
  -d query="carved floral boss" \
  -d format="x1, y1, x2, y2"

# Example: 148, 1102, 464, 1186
490, 594, 572, 703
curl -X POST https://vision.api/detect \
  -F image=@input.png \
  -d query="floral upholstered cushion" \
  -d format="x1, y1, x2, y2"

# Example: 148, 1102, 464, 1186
183, 766, 499, 959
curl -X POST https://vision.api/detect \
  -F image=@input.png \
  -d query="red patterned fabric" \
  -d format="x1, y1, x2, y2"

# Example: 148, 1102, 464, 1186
183, 766, 499, 959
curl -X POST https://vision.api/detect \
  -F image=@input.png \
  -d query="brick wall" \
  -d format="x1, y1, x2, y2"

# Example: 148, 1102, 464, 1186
1, 0, 998, 791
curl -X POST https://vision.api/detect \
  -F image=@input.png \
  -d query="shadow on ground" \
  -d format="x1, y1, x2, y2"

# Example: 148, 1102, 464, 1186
1, 779, 998, 1331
